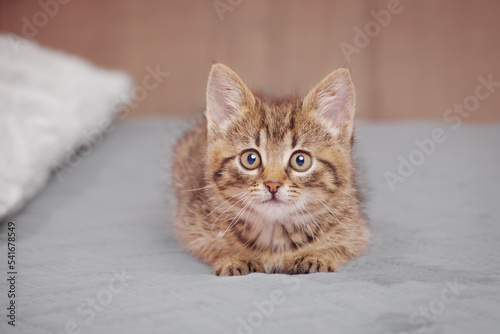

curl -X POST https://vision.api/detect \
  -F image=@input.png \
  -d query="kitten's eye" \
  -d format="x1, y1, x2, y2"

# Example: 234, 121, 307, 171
240, 149, 261, 170
289, 151, 312, 172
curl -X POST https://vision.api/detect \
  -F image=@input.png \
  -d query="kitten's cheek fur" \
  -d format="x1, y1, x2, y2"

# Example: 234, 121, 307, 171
213, 257, 266, 276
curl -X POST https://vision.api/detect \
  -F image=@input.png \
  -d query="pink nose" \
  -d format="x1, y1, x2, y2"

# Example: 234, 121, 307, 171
264, 181, 282, 195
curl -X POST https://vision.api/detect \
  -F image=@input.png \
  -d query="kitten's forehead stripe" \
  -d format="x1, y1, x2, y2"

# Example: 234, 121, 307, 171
256, 97, 302, 145
288, 110, 296, 130
291, 133, 298, 149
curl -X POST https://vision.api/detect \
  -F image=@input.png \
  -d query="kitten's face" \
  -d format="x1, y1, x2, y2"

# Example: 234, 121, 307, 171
205, 64, 355, 223
208, 104, 349, 221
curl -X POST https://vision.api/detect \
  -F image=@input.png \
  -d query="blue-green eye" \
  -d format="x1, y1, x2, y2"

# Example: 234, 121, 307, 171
290, 151, 312, 171
240, 150, 261, 170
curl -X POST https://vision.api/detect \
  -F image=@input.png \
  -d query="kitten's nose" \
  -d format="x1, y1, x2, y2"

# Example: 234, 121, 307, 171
264, 181, 282, 195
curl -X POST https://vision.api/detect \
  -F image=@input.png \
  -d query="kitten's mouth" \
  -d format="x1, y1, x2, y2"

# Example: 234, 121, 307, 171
263, 198, 282, 205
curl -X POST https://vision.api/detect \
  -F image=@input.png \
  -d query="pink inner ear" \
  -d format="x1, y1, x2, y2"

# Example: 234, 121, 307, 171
317, 81, 354, 127
212, 86, 233, 124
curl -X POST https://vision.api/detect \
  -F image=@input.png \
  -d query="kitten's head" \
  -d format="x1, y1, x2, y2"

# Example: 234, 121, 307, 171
205, 63, 357, 222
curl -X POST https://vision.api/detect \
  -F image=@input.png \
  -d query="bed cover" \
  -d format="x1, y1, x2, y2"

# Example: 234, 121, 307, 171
1, 118, 499, 334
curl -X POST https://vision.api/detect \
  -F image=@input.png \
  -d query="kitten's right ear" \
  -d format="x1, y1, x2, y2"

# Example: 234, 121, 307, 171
303, 68, 356, 147
206, 63, 254, 133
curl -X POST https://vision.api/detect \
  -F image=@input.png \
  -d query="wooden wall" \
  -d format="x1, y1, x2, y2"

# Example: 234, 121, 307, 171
1, 0, 499, 122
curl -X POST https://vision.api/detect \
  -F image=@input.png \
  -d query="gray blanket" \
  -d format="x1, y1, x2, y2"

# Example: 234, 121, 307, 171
1, 119, 499, 334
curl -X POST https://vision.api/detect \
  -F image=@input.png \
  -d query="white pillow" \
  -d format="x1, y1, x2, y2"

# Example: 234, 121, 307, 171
0, 34, 134, 221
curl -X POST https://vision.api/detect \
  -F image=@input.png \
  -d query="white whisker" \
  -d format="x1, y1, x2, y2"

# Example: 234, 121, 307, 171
317, 199, 349, 229
222, 196, 253, 235
299, 197, 324, 236
210, 194, 247, 236
182, 184, 215, 192
242, 200, 256, 234
199, 191, 245, 225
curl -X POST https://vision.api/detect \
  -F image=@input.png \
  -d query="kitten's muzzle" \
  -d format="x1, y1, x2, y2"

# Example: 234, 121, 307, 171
264, 181, 282, 195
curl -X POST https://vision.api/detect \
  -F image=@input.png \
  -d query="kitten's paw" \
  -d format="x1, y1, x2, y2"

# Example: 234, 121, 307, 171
213, 257, 265, 276
286, 253, 337, 274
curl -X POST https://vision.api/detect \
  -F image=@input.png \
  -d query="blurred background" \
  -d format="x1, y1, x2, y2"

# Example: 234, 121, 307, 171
1, 0, 499, 122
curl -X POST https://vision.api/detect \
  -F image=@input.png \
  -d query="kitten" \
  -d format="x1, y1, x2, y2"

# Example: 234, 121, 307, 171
172, 63, 369, 276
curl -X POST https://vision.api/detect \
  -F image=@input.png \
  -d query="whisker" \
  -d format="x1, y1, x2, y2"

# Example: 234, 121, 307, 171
226, 196, 252, 229
242, 200, 256, 234
210, 194, 247, 236
317, 199, 349, 229
182, 184, 215, 192
222, 196, 254, 236
299, 197, 325, 236
304, 204, 323, 241
199, 191, 245, 225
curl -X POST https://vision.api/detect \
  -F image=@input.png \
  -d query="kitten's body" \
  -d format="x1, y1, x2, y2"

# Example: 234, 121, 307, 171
173, 64, 369, 275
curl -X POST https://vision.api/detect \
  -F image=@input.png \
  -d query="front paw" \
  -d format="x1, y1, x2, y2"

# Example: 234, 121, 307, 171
286, 253, 337, 274
213, 257, 265, 276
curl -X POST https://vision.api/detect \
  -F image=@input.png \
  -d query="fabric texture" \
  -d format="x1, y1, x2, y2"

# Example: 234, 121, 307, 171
0, 33, 133, 221
1, 118, 499, 334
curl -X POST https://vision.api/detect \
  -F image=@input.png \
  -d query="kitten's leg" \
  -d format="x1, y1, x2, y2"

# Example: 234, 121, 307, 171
213, 257, 265, 276
284, 247, 353, 274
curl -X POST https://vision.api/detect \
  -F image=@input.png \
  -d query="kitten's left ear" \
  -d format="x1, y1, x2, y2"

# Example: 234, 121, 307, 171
304, 68, 356, 145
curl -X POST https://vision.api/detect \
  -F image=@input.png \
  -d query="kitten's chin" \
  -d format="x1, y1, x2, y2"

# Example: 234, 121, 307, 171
254, 200, 297, 223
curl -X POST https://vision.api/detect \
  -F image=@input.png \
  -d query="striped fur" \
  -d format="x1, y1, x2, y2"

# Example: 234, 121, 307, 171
172, 64, 369, 275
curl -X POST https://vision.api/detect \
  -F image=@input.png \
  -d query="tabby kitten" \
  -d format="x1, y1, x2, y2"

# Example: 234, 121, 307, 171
172, 63, 369, 276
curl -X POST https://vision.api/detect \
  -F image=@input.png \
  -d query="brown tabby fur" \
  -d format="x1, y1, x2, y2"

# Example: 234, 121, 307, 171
172, 63, 370, 276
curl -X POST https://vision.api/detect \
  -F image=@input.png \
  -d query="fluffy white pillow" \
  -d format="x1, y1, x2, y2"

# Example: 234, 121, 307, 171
0, 34, 134, 221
